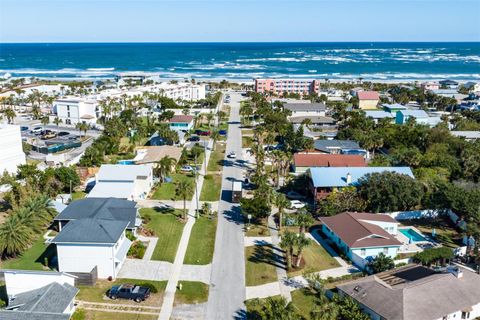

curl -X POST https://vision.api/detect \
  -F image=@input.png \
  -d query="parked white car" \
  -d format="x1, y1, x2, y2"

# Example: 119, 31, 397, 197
289, 200, 305, 209
227, 151, 237, 159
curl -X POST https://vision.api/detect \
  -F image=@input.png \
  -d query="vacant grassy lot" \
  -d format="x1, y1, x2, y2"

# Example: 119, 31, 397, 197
245, 245, 279, 286
207, 143, 226, 172
184, 216, 217, 265
1, 237, 54, 271
287, 241, 340, 277
200, 174, 222, 201
76, 278, 167, 307
174, 281, 209, 305
150, 173, 195, 201
140, 208, 185, 262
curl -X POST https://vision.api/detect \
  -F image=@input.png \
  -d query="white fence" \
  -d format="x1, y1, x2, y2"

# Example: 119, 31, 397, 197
385, 209, 466, 230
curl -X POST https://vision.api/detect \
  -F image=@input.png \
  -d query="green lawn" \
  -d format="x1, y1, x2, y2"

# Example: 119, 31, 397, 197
200, 174, 222, 201
291, 289, 316, 320
242, 136, 254, 148
76, 278, 167, 307
1, 237, 55, 270
245, 295, 282, 319
245, 245, 279, 286
73, 309, 158, 320
207, 143, 226, 172
245, 222, 270, 237
72, 191, 86, 201
174, 281, 209, 305
184, 217, 217, 265
140, 208, 185, 262
150, 173, 195, 201
287, 241, 340, 277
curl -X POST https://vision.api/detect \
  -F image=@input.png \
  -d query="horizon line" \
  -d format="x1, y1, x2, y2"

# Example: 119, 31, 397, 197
1, 40, 480, 45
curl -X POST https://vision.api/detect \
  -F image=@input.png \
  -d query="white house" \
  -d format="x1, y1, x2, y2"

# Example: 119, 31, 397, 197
338, 264, 480, 320
320, 212, 402, 269
167, 115, 194, 132
54, 97, 99, 126
0, 124, 26, 175
283, 102, 326, 117
52, 217, 132, 279
0, 270, 79, 320
88, 164, 153, 200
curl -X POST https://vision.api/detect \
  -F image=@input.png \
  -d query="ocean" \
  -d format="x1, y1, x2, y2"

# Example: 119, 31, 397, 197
0, 42, 479, 81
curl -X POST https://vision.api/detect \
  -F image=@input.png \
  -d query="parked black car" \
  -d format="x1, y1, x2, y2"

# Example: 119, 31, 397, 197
108, 284, 151, 302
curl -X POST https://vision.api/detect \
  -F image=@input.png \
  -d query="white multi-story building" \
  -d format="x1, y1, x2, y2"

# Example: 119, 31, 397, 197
0, 124, 26, 175
53, 97, 99, 126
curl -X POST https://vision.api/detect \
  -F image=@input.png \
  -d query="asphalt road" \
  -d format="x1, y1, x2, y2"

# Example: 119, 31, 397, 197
206, 93, 247, 319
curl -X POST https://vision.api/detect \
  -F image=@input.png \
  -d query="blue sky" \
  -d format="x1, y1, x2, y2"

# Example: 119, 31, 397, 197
1, 0, 479, 42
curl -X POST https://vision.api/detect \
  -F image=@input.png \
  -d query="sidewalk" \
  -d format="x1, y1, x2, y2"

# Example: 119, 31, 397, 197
158, 138, 214, 320
267, 212, 292, 302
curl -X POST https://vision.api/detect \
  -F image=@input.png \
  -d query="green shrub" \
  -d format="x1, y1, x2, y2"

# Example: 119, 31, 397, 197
138, 282, 158, 293
71, 308, 86, 320
128, 241, 146, 259
126, 230, 137, 241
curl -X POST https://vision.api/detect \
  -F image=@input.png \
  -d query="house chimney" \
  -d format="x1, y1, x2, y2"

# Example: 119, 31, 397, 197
346, 173, 352, 184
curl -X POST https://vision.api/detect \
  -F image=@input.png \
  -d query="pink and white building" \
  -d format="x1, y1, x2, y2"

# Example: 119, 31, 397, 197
255, 79, 321, 96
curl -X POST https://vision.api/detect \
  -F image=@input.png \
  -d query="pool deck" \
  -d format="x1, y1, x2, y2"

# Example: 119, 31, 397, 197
396, 226, 431, 254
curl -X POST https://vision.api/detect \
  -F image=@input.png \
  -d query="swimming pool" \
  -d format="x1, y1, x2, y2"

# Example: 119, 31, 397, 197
399, 228, 427, 242
118, 160, 135, 165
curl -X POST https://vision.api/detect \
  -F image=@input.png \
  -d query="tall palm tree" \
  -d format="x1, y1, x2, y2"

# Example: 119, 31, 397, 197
4, 108, 16, 124
154, 156, 177, 183
175, 179, 193, 221
274, 193, 289, 231
310, 294, 339, 320
41, 116, 49, 130
53, 117, 62, 127
206, 112, 214, 128
259, 296, 299, 320
280, 231, 297, 270
210, 129, 220, 151
76, 122, 89, 137
0, 215, 33, 258
296, 210, 314, 234
295, 233, 311, 267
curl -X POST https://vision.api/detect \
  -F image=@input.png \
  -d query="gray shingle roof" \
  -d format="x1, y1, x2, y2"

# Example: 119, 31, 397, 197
313, 139, 361, 153
338, 265, 480, 320
284, 103, 326, 112
2, 282, 78, 319
52, 218, 129, 244
54, 197, 137, 229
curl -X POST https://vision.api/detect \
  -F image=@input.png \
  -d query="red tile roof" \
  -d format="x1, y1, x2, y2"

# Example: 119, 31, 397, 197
357, 91, 380, 100
168, 115, 194, 123
294, 153, 366, 168
320, 212, 401, 248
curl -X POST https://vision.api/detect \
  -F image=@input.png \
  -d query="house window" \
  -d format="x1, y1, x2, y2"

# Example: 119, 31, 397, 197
361, 249, 366, 256
383, 248, 388, 254
462, 312, 470, 319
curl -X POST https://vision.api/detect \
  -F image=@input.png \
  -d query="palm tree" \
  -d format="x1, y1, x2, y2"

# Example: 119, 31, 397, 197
40, 116, 49, 130
206, 112, 214, 128
175, 179, 193, 221
154, 156, 177, 183
0, 215, 33, 258
4, 108, 16, 124
296, 210, 314, 234
53, 117, 62, 127
210, 129, 220, 151
280, 231, 297, 270
75, 122, 89, 137
258, 296, 298, 320
295, 233, 311, 267
274, 193, 289, 231
310, 294, 339, 320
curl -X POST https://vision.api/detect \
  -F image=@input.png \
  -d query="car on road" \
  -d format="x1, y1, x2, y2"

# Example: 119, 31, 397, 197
286, 191, 304, 200
227, 151, 237, 159
108, 284, 151, 303
31, 127, 43, 135
189, 135, 200, 142
219, 130, 227, 136
180, 165, 194, 172
197, 130, 210, 136
20, 126, 29, 132
289, 200, 306, 209
57, 131, 70, 137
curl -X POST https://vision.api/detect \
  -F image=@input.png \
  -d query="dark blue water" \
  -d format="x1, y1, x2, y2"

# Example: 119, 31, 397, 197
0, 42, 479, 80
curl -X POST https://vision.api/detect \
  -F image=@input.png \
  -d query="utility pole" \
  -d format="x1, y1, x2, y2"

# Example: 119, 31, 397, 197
194, 154, 199, 218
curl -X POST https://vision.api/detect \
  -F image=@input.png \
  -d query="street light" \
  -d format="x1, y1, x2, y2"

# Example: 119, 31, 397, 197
247, 214, 252, 230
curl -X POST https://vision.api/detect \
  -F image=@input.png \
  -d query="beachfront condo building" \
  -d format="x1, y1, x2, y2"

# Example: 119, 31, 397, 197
0, 124, 27, 175
54, 97, 99, 126
255, 79, 321, 96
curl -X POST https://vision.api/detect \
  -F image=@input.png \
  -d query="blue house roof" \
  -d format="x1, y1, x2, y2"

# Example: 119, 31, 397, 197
309, 166, 414, 188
